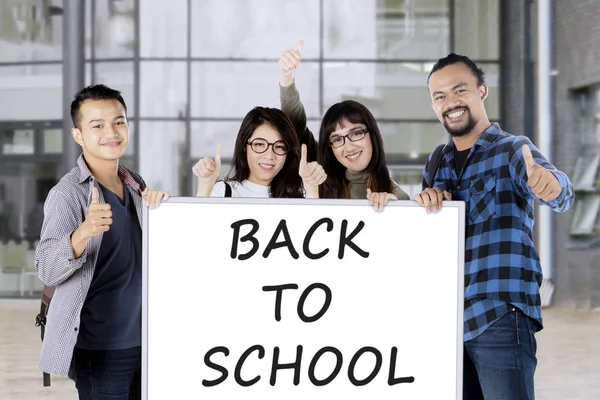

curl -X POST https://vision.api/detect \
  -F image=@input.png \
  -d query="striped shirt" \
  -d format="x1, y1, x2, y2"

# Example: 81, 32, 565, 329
35, 154, 146, 378
422, 123, 574, 341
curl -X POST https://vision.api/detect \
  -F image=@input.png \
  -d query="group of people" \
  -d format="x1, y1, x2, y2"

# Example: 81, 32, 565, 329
193, 41, 409, 211
34, 42, 574, 400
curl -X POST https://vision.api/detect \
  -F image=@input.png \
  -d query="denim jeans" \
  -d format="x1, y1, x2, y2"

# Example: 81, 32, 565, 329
72, 346, 141, 400
463, 307, 538, 400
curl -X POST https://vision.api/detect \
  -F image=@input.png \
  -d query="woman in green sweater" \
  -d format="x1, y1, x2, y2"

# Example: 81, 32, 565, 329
278, 42, 409, 210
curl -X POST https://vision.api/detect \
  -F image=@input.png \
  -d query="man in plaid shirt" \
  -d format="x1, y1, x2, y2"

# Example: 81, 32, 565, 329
415, 54, 574, 399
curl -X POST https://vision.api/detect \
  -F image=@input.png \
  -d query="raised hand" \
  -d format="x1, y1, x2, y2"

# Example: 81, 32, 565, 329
299, 144, 326, 198
522, 144, 561, 201
82, 187, 112, 237
279, 40, 303, 87
193, 144, 222, 196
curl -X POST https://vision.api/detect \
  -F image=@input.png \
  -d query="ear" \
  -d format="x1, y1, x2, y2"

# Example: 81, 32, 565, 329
71, 127, 84, 147
479, 84, 489, 101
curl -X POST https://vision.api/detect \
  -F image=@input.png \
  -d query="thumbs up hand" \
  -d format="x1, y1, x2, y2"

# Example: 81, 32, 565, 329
82, 186, 112, 238
193, 144, 223, 196
521, 144, 561, 201
279, 40, 303, 88
299, 144, 327, 198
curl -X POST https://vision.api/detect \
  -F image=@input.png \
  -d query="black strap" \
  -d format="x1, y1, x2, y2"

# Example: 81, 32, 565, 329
224, 182, 232, 198
36, 285, 56, 386
426, 144, 446, 188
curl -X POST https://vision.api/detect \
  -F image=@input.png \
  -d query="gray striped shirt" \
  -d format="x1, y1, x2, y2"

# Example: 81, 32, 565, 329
35, 154, 146, 378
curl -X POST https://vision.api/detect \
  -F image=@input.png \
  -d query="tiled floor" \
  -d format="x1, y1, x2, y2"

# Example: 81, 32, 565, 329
0, 299, 598, 399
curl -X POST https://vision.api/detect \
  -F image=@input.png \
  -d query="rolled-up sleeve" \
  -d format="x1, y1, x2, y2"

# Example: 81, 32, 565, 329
35, 190, 88, 286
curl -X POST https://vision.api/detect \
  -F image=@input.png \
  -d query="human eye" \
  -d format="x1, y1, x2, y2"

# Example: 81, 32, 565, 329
253, 140, 267, 149
330, 136, 343, 146
274, 143, 287, 152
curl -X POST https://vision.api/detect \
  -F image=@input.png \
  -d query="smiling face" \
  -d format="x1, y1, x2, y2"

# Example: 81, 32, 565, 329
71, 99, 129, 161
328, 119, 373, 172
428, 62, 489, 137
246, 123, 287, 186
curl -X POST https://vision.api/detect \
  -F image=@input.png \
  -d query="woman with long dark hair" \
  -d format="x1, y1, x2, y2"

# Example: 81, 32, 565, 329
193, 106, 326, 198
278, 43, 409, 209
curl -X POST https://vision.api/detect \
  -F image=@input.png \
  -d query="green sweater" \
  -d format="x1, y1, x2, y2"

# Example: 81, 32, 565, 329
280, 82, 410, 200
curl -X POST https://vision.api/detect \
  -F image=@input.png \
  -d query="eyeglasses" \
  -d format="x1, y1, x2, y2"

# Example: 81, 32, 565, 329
247, 138, 289, 156
328, 128, 368, 148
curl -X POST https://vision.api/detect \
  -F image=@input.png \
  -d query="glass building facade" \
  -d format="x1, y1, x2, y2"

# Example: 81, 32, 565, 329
0, 0, 499, 296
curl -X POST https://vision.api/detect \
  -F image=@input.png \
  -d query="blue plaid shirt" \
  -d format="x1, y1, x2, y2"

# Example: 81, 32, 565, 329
422, 123, 574, 341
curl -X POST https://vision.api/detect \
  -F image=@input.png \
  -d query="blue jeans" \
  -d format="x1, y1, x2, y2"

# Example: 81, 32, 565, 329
463, 307, 538, 400
72, 346, 141, 400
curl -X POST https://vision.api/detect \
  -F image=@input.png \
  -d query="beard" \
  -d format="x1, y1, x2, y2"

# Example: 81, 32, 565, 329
442, 107, 477, 137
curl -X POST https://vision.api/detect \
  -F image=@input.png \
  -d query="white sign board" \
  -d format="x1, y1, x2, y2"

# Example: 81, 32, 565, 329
143, 198, 465, 399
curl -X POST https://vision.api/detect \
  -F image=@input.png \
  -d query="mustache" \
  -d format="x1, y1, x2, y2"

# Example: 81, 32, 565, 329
443, 106, 469, 118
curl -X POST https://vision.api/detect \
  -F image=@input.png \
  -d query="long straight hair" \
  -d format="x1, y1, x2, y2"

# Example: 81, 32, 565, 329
227, 107, 304, 198
317, 100, 392, 199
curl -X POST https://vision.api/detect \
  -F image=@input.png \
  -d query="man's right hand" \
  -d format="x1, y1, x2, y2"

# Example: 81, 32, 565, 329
279, 41, 303, 87
413, 187, 452, 212
193, 144, 222, 196
71, 186, 112, 258
81, 187, 112, 237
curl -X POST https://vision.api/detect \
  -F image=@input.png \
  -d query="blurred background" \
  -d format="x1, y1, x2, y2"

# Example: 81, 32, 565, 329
0, 0, 598, 398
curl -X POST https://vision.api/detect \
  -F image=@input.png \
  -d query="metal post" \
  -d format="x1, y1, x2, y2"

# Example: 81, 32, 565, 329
537, 0, 553, 286
61, 0, 85, 176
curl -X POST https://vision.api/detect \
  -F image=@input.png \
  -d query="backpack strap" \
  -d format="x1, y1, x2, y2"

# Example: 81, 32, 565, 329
426, 144, 446, 188
35, 285, 56, 386
224, 182, 232, 198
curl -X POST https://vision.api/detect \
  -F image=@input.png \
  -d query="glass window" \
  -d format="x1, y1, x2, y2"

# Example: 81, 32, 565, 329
325, 0, 450, 60
88, 62, 136, 117
380, 121, 448, 160
92, 0, 135, 59
0, 0, 63, 62
191, 62, 320, 119
323, 62, 499, 120
0, 64, 62, 121
1, 128, 34, 154
139, 62, 188, 118
140, 0, 187, 57
454, 0, 499, 60
572, 153, 600, 191
570, 195, 600, 236
138, 121, 186, 195
191, 0, 320, 59
43, 127, 62, 154
190, 121, 240, 160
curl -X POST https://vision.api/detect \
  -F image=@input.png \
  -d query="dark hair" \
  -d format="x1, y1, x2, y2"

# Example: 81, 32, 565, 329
227, 107, 304, 198
317, 100, 392, 199
427, 53, 486, 86
70, 84, 127, 128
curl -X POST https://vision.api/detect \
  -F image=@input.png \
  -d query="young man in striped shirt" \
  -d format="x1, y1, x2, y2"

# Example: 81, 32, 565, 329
35, 84, 169, 399
415, 54, 574, 399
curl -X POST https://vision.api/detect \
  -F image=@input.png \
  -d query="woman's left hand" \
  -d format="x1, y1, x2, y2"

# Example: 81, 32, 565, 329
366, 189, 397, 212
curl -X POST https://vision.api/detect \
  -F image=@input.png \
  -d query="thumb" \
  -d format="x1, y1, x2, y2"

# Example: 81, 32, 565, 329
296, 40, 304, 53
366, 188, 372, 199
521, 144, 536, 174
443, 190, 452, 201
91, 187, 99, 204
215, 144, 222, 168
299, 144, 308, 173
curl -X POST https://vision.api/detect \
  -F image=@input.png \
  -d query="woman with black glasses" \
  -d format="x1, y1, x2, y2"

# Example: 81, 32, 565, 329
193, 106, 326, 198
278, 43, 409, 210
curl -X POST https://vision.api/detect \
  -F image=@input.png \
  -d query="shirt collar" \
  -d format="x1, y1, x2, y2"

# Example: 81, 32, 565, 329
442, 122, 502, 155
76, 154, 142, 194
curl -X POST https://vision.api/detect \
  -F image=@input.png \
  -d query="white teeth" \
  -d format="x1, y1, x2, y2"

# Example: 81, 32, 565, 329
448, 110, 465, 118
346, 152, 360, 160
259, 163, 274, 169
